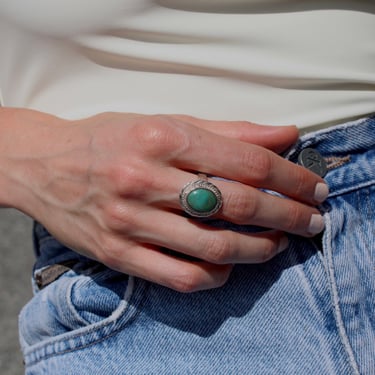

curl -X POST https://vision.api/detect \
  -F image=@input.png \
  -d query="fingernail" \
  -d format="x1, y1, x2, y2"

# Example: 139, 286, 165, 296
277, 236, 289, 253
308, 214, 325, 235
314, 183, 329, 203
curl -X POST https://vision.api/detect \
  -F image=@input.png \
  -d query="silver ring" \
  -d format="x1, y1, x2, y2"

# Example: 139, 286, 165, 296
179, 174, 223, 218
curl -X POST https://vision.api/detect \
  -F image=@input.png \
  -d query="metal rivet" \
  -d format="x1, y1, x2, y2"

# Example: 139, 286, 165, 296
298, 148, 327, 177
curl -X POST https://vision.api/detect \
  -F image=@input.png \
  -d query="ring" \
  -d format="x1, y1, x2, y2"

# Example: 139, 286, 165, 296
179, 173, 223, 218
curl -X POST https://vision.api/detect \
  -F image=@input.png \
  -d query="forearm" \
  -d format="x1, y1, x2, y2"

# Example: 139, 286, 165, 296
0, 107, 37, 210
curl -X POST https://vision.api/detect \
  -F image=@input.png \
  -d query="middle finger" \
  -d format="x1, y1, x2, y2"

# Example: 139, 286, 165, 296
170, 124, 327, 206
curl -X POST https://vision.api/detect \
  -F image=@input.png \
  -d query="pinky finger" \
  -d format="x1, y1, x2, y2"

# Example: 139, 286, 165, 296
104, 243, 233, 293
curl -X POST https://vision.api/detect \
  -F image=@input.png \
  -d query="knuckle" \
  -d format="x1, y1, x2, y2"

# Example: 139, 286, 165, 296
226, 190, 258, 224
201, 234, 233, 264
283, 204, 302, 232
258, 240, 279, 263
215, 269, 232, 288
98, 237, 138, 272
103, 203, 136, 233
132, 116, 190, 158
211, 265, 233, 288
172, 114, 195, 123
292, 168, 311, 197
96, 235, 123, 267
111, 164, 151, 198
169, 266, 203, 293
241, 149, 272, 184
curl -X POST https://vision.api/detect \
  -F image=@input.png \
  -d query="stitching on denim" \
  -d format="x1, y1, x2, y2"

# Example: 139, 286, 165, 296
25, 283, 148, 367
65, 276, 92, 327
65, 269, 130, 327
26, 302, 146, 368
285, 116, 374, 161
363, 188, 375, 270
24, 278, 149, 367
299, 116, 372, 145
327, 179, 375, 199
28, 322, 132, 366
325, 155, 351, 171
30, 275, 137, 349
324, 215, 360, 375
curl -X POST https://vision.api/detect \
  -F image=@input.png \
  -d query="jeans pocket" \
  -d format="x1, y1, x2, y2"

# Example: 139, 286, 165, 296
19, 264, 145, 352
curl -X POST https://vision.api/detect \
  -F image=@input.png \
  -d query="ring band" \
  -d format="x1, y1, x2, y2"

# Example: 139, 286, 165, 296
179, 174, 223, 218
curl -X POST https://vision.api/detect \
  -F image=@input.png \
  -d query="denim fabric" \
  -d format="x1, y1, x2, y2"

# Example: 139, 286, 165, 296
19, 117, 375, 374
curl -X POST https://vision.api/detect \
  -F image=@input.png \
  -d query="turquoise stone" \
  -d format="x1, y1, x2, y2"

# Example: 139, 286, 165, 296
187, 188, 217, 213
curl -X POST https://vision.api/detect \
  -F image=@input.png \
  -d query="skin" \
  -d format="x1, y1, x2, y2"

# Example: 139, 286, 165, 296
0, 108, 327, 292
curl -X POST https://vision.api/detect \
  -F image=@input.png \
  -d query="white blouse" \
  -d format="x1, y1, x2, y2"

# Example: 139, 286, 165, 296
0, 0, 374, 129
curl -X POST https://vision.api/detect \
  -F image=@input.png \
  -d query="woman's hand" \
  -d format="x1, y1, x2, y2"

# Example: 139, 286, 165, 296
0, 109, 328, 292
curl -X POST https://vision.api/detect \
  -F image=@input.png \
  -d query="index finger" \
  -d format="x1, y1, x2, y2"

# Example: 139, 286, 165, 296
170, 114, 299, 154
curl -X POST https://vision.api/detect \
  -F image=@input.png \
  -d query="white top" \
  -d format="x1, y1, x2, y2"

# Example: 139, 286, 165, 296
0, 0, 374, 129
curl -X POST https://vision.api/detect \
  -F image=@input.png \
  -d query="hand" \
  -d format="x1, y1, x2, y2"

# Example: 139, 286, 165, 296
1, 109, 327, 292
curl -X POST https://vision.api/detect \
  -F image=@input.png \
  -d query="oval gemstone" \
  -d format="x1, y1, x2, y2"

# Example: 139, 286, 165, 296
187, 188, 217, 213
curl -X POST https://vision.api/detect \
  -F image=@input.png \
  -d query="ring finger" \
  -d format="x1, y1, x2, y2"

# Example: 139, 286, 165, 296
148, 168, 324, 237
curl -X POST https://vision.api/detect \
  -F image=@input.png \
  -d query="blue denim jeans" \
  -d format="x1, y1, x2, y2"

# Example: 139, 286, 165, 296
19, 117, 375, 374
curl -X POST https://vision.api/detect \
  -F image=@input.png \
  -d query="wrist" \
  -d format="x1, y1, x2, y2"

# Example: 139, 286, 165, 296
0, 107, 70, 214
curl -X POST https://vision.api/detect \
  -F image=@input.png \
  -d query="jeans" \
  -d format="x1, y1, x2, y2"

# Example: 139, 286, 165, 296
19, 116, 375, 374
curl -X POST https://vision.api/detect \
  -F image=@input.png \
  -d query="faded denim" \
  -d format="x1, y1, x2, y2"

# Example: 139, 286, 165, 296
19, 116, 375, 374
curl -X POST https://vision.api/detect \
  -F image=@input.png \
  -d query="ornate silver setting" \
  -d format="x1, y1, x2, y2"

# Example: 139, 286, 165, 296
179, 174, 223, 218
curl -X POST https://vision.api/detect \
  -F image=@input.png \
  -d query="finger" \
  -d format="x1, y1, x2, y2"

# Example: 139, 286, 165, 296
102, 242, 233, 293
171, 114, 299, 154
145, 167, 324, 236
169, 126, 327, 205
129, 208, 289, 265
216, 179, 324, 237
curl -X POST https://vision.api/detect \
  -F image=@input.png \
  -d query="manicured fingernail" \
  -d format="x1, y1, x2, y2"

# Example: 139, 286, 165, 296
277, 236, 289, 253
308, 214, 325, 235
314, 183, 329, 203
